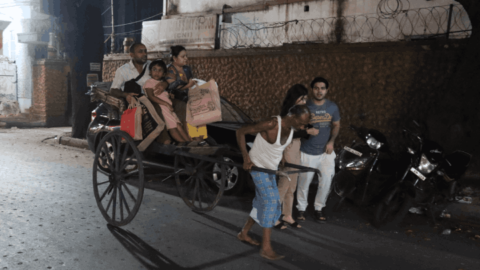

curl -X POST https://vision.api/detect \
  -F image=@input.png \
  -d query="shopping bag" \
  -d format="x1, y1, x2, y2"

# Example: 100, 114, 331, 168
120, 97, 143, 140
186, 79, 222, 127
136, 96, 166, 152
140, 103, 159, 139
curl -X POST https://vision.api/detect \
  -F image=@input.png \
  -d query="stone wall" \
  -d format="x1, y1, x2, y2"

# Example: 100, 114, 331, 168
31, 59, 69, 126
103, 40, 478, 176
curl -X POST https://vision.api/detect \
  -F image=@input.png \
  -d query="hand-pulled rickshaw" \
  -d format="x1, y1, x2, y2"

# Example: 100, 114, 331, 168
88, 83, 320, 227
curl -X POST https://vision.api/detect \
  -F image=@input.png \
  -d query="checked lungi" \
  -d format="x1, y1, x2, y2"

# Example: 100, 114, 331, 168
249, 171, 282, 228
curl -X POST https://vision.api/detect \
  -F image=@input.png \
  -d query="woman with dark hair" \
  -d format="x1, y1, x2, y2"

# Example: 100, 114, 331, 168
275, 84, 318, 229
165, 45, 197, 130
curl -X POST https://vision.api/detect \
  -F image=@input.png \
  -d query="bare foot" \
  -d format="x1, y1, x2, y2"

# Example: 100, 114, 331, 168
260, 249, 285, 260
237, 232, 260, 246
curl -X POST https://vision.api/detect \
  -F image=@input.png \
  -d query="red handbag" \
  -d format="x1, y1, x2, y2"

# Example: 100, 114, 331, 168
120, 97, 143, 140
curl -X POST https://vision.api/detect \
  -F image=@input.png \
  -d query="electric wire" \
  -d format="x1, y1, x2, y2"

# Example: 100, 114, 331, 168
104, 29, 143, 36
101, 6, 111, 16
103, 12, 163, 28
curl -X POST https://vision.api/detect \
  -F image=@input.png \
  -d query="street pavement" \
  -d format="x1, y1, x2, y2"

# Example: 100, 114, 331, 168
1, 127, 480, 270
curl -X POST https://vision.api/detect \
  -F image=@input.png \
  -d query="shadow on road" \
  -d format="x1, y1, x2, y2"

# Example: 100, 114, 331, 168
107, 224, 187, 270
108, 224, 262, 269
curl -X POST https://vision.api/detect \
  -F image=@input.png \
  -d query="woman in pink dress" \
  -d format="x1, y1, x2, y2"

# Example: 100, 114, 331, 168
144, 60, 191, 143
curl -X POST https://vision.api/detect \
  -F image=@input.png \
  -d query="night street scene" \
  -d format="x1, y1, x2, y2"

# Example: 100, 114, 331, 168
1, 0, 480, 269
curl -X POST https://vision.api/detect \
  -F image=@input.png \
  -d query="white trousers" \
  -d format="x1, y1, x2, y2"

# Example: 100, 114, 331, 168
296, 151, 336, 211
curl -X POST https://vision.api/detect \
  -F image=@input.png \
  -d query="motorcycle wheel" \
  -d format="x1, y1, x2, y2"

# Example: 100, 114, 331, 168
373, 188, 411, 227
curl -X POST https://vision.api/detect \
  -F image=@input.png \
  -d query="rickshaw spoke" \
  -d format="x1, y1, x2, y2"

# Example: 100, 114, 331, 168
119, 142, 131, 168
108, 136, 119, 170
204, 162, 214, 170
97, 170, 111, 177
105, 188, 114, 212
197, 178, 206, 209
99, 183, 113, 202
199, 176, 213, 195
112, 185, 117, 221
125, 169, 139, 178
119, 187, 131, 215
119, 186, 124, 221
119, 154, 136, 172
191, 179, 199, 203
184, 176, 194, 184
193, 160, 206, 170
97, 180, 110, 186
122, 182, 137, 203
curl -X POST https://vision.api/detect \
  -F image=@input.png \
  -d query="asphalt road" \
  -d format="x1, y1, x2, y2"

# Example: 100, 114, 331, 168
1, 127, 480, 270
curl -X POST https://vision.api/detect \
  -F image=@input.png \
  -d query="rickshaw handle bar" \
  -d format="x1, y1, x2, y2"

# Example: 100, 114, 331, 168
174, 151, 320, 175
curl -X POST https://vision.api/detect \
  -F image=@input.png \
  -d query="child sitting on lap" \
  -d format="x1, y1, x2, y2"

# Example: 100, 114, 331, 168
144, 60, 191, 143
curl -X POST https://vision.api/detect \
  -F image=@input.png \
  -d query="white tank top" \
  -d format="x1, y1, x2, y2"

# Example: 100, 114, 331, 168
249, 116, 294, 170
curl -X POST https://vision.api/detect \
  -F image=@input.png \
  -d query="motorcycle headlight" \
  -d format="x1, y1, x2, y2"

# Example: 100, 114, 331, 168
366, 136, 383, 150
418, 154, 436, 174
345, 157, 370, 169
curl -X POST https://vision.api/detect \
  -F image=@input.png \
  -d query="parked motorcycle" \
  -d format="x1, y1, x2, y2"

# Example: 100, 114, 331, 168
333, 125, 410, 208
373, 121, 472, 226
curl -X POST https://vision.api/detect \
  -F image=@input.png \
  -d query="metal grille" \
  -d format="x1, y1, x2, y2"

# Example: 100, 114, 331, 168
220, 4, 472, 49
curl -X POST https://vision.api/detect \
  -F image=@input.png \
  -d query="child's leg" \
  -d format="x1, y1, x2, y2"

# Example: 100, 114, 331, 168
177, 125, 192, 142
168, 128, 187, 143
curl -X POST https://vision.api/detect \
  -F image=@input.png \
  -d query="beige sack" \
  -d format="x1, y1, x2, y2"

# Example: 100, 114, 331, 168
186, 79, 222, 127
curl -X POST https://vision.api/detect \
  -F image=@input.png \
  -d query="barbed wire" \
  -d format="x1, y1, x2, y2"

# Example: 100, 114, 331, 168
220, 4, 472, 49
377, 0, 410, 19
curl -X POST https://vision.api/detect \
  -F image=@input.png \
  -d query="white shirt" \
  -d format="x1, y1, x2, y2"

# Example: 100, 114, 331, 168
110, 60, 152, 94
249, 116, 294, 170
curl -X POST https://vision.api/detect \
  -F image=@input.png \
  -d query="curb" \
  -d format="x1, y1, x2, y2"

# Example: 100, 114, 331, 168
58, 135, 90, 150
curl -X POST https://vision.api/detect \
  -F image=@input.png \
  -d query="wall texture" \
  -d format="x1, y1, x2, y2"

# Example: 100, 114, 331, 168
103, 40, 478, 177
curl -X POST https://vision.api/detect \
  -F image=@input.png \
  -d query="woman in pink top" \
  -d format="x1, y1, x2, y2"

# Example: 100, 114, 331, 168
144, 60, 191, 143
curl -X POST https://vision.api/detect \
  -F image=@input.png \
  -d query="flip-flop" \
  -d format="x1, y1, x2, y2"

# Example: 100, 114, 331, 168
260, 250, 285, 261
237, 233, 260, 246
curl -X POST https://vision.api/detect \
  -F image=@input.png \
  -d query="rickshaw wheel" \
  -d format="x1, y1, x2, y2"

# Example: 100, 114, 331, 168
175, 154, 226, 212
93, 130, 144, 226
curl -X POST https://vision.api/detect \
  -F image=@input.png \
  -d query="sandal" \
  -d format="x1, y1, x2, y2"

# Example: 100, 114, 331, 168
314, 210, 327, 222
274, 220, 287, 230
297, 211, 306, 221
283, 220, 301, 228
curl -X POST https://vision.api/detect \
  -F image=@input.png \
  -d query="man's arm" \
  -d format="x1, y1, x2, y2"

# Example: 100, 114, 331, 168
110, 88, 138, 103
236, 118, 277, 171
325, 120, 340, 154
109, 67, 138, 103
